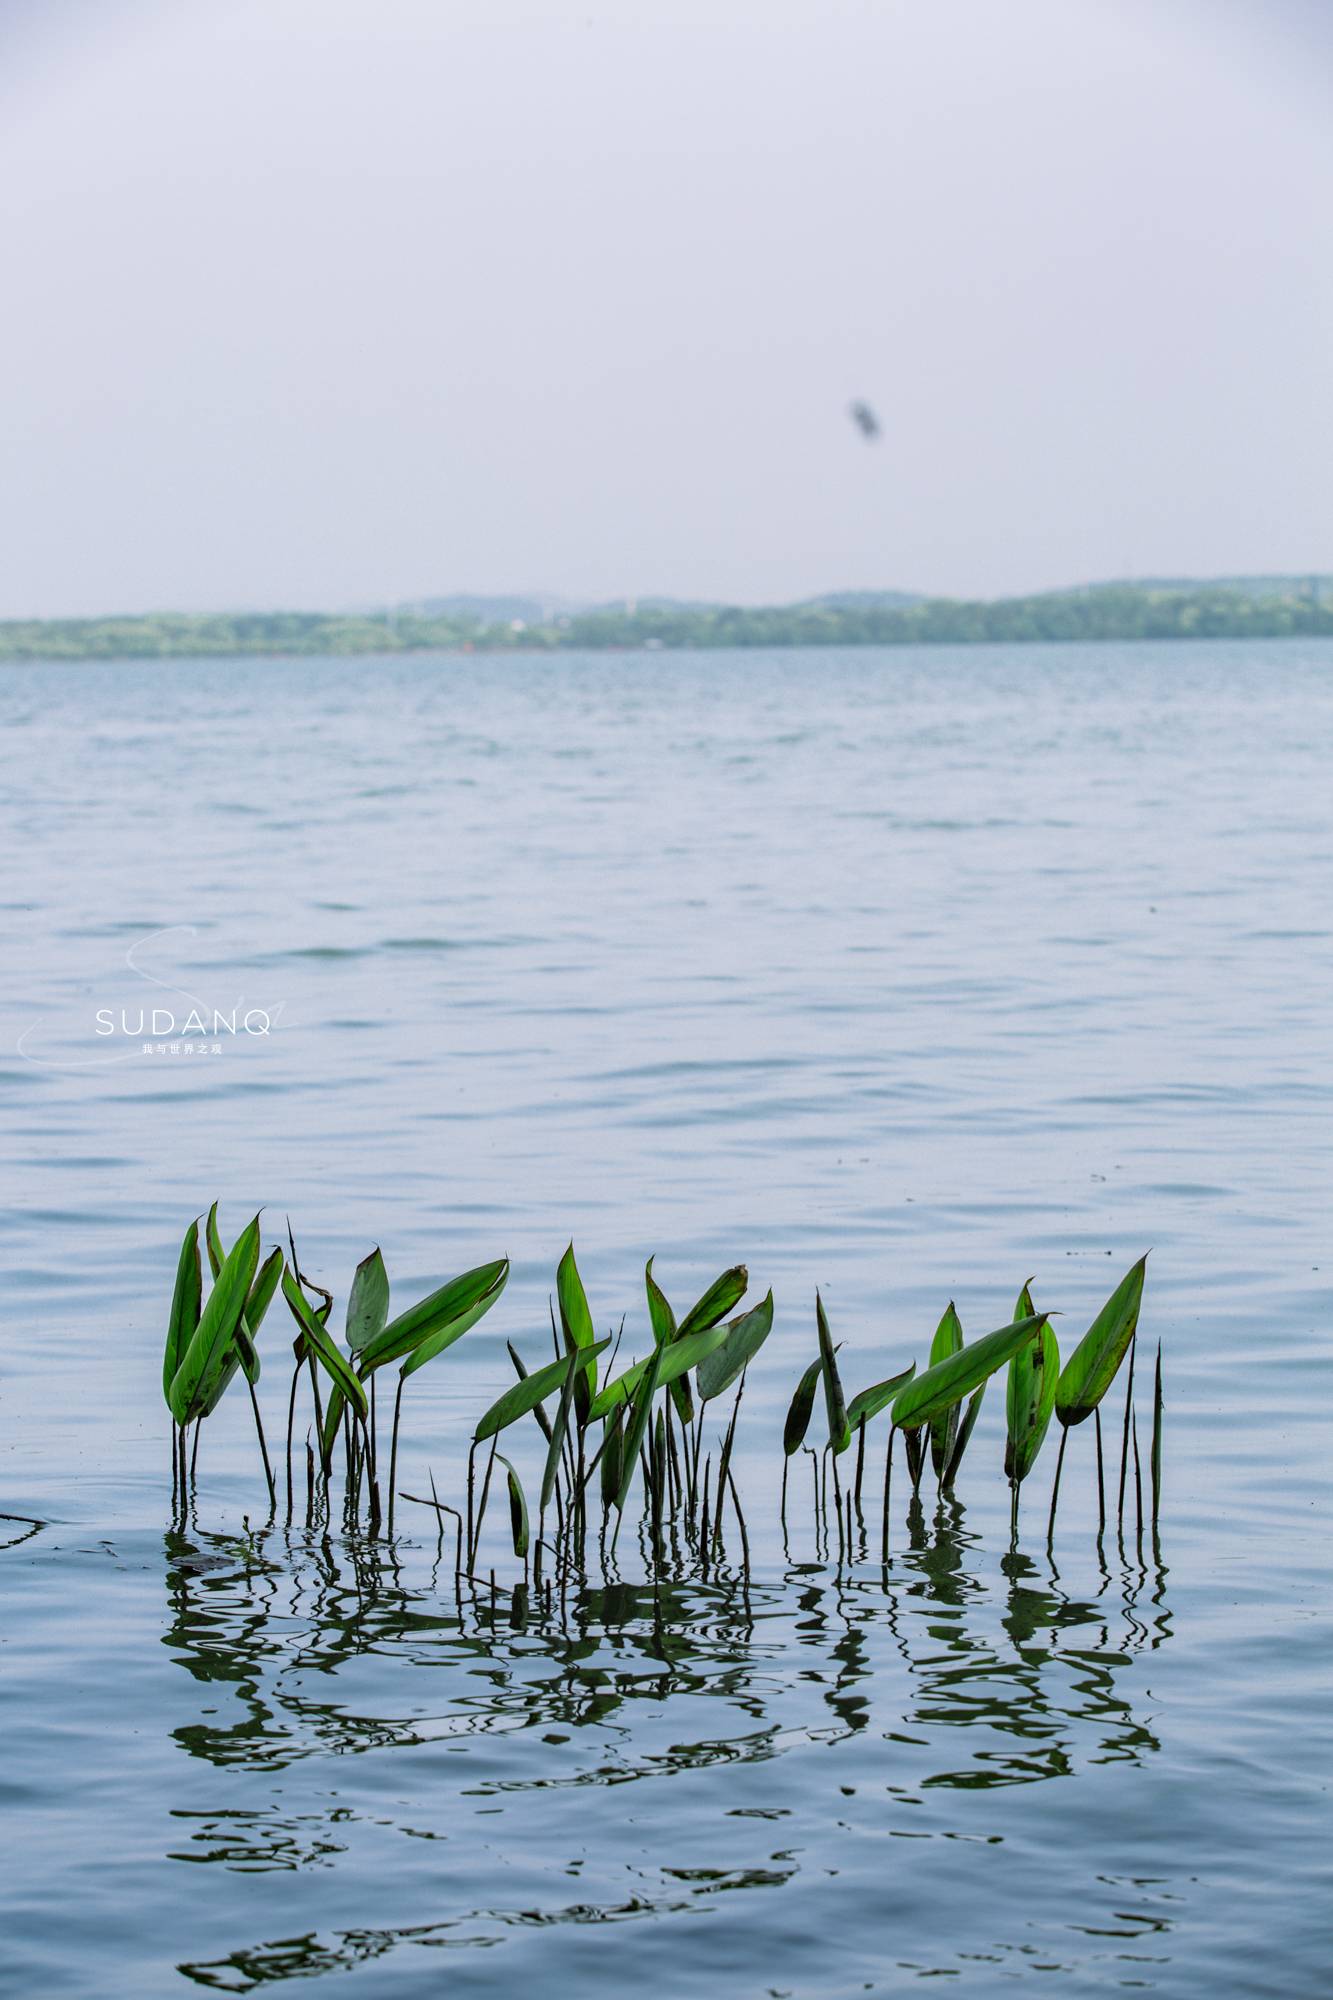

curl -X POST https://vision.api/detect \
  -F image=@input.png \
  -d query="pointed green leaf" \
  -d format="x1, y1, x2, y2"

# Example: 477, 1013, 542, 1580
645, 1257, 675, 1347
816, 1292, 850, 1453
1055, 1255, 1147, 1425
588, 1321, 729, 1421
540, 1345, 579, 1514
246, 1247, 283, 1332
474, 1338, 611, 1441
600, 1406, 626, 1511
557, 1242, 598, 1391
169, 1215, 261, 1425
358, 1258, 509, 1375
783, 1353, 824, 1456
496, 1455, 530, 1559
320, 1385, 346, 1468
676, 1265, 748, 1341
846, 1361, 916, 1432
282, 1266, 368, 1419
204, 1200, 224, 1280
891, 1313, 1049, 1431
1005, 1292, 1060, 1484
927, 1303, 964, 1476
508, 1340, 554, 1442
695, 1290, 774, 1402
162, 1219, 202, 1407
345, 1248, 390, 1354
941, 1382, 986, 1491
185, 1219, 262, 1419
615, 1335, 666, 1512
223, 1244, 283, 1394
400, 1266, 508, 1380
664, 1258, 740, 1424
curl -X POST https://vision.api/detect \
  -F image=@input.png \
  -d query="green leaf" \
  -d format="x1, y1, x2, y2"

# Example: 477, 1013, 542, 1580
200, 1209, 277, 1391
345, 1248, 390, 1354
400, 1270, 508, 1379
588, 1321, 729, 1421
927, 1303, 964, 1477
507, 1341, 553, 1442
246, 1248, 283, 1332
320, 1386, 346, 1469
816, 1292, 850, 1453
662, 1260, 746, 1425
941, 1383, 986, 1491
227, 1246, 282, 1394
169, 1215, 261, 1425
540, 1346, 579, 1514
1055, 1256, 1148, 1426
676, 1265, 748, 1341
187, 1220, 262, 1419
358, 1258, 509, 1375
557, 1242, 598, 1388
783, 1353, 824, 1456
496, 1455, 530, 1559
1005, 1288, 1060, 1485
695, 1291, 774, 1402
204, 1200, 224, 1280
645, 1257, 676, 1347
474, 1338, 611, 1441
846, 1361, 916, 1432
891, 1313, 1049, 1431
281, 1266, 368, 1419
600, 1406, 626, 1511
162, 1219, 202, 1407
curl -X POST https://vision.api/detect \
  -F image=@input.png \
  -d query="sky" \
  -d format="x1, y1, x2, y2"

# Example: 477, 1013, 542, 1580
1, 0, 1331, 617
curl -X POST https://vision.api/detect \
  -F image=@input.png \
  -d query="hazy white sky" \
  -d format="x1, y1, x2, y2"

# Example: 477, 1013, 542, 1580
1, 0, 1331, 616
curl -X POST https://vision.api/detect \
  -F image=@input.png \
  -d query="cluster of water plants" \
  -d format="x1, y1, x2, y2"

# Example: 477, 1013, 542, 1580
163, 1209, 1162, 1580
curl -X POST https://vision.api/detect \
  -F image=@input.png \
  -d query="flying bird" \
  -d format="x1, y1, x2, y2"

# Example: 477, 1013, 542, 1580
849, 400, 881, 441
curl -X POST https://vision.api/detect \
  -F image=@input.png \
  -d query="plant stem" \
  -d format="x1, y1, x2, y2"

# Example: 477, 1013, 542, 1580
881, 1427, 895, 1564
247, 1374, 276, 1513
1151, 1342, 1163, 1525
1132, 1408, 1144, 1546
388, 1376, 404, 1537
470, 1438, 498, 1570
1118, 1335, 1137, 1525
285, 1362, 301, 1521
1046, 1427, 1067, 1542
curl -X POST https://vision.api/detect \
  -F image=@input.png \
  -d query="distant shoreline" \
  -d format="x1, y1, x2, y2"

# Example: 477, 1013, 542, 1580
4, 579, 1332, 661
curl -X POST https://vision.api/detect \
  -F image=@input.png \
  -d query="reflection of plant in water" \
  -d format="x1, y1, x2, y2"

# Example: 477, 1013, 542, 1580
0, 1511, 44, 1552
161, 1517, 1170, 1784
163, 1517, 1172, 1989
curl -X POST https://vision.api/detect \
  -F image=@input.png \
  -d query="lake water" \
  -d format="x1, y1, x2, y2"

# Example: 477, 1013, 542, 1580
1, 641, 1329, 1996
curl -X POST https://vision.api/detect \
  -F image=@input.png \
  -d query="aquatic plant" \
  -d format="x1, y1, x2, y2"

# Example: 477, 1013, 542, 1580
162, 1208, 282, 1504
160, 1219, 1158, 1579
1004, 1281, 1060, 1530
1048, 1254, 1148, 1537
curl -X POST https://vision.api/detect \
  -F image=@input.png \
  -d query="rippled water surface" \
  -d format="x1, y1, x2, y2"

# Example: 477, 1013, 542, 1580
1, 643, 1330, 1996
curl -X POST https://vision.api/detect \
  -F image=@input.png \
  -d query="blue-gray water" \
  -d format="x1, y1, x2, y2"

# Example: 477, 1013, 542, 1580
1, 642, 1329, 1996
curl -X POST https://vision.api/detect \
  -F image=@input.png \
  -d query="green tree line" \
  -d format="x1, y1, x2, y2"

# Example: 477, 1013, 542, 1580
3, 583, 1332, 661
